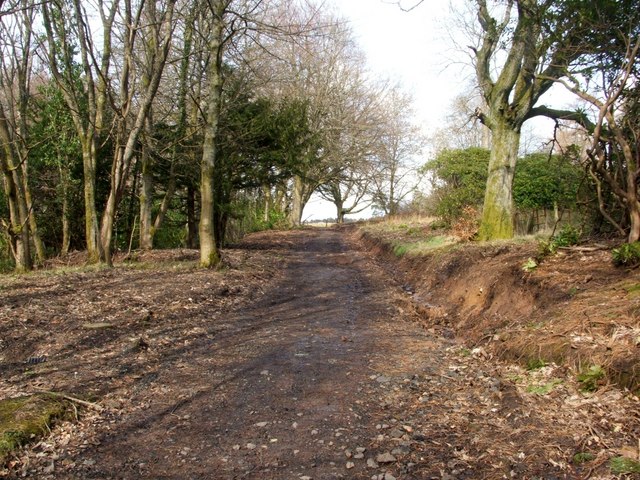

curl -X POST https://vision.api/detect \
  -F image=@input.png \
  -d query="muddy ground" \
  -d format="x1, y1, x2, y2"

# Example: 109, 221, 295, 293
0, 227, 639, 479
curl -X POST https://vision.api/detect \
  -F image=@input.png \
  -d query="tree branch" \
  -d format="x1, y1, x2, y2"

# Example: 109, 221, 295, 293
525, 105, 596, 133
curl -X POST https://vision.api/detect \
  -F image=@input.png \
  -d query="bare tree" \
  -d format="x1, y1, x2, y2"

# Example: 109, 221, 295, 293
430, 89, 490, 152
0, 0, 41, 271
248, 13, 374, 226
316, 72, 389, 223
556, 35, 640, 241
370, 87, 425, 217
103, 0, 177, 263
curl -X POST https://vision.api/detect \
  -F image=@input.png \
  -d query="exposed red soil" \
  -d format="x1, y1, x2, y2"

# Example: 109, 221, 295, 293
358, 228, 640, 392
0, 227, 639, 479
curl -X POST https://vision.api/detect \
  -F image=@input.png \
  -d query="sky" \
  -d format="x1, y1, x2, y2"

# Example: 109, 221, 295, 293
336, 0, 468, 130
303, 0, 468, 221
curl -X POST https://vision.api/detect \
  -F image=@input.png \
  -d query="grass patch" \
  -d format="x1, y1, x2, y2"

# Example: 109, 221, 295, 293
610, 456, 640, 474
572, 452, 595, 464
0, 394, 69, 464
624, 282, 640, 297
526, 321, 545, 330
526, 358, 547, 370
526, 378, 563, 395
577, 365, 605, 392
393, 244, 409, 257
392, 236, 456, 257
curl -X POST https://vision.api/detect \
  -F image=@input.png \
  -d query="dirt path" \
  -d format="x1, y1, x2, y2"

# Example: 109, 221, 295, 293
69, 228, 425, 480
3, 228, 637, 479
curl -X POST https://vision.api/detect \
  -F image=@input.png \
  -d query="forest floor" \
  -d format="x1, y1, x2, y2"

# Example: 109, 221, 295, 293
0, 226, 639, 479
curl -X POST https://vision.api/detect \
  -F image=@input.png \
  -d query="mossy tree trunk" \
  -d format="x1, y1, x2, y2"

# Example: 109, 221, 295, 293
199, 0, 226, 267
0, 4, 41, 270
478, 122, 520, 240
0, 105, 32, 272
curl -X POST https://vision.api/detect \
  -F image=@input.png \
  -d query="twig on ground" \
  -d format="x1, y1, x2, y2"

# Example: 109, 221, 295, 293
32, 388, 104, 412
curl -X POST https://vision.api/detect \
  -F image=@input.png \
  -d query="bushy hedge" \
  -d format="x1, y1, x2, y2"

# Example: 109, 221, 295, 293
422, 148, 584, 226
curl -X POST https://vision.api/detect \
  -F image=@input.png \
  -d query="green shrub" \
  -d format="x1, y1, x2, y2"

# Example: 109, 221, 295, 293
539, 224, 581, 255
577, 365, 605, 392
522, 257, 538, 272
422, 149, 583, 228
612, 241, 640, 267
554, 224, 581, 247
572, 452, 595, 464
421, 148, 490, 226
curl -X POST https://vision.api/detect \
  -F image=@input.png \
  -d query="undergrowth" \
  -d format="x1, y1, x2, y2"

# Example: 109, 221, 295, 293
538, 224, 581, 256
612, 242, 640, 267
577, 365, 605, 392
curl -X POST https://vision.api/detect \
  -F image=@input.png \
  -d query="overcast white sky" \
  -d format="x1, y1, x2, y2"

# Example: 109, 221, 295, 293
337, 0, 469, 131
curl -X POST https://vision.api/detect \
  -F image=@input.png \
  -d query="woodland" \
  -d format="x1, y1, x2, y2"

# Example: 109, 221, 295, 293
0, 0, 639, 268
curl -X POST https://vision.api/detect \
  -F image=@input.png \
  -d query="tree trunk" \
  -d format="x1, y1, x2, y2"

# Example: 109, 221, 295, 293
58, 162, 71, 255
199, 7, 223, 268
628, 201, 640, 243
139, 141, 154, 250
263, 185, 271, 223
214, 207, 228, 248
186, 185, 197, 248
0, 103, 31, 272
100, 190, 117, 266
22, 168, 45, 263
275, 184, 287, 213
387, 167, 397, 217
335, 200, 344, 223
81, 141, 104, 264
0, 159, 31, 272
289, 175, 306, 227
100, 143, 130, 266
152, 167, 176, 240
200, 136, 219, 267
479, 123, 521, 240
